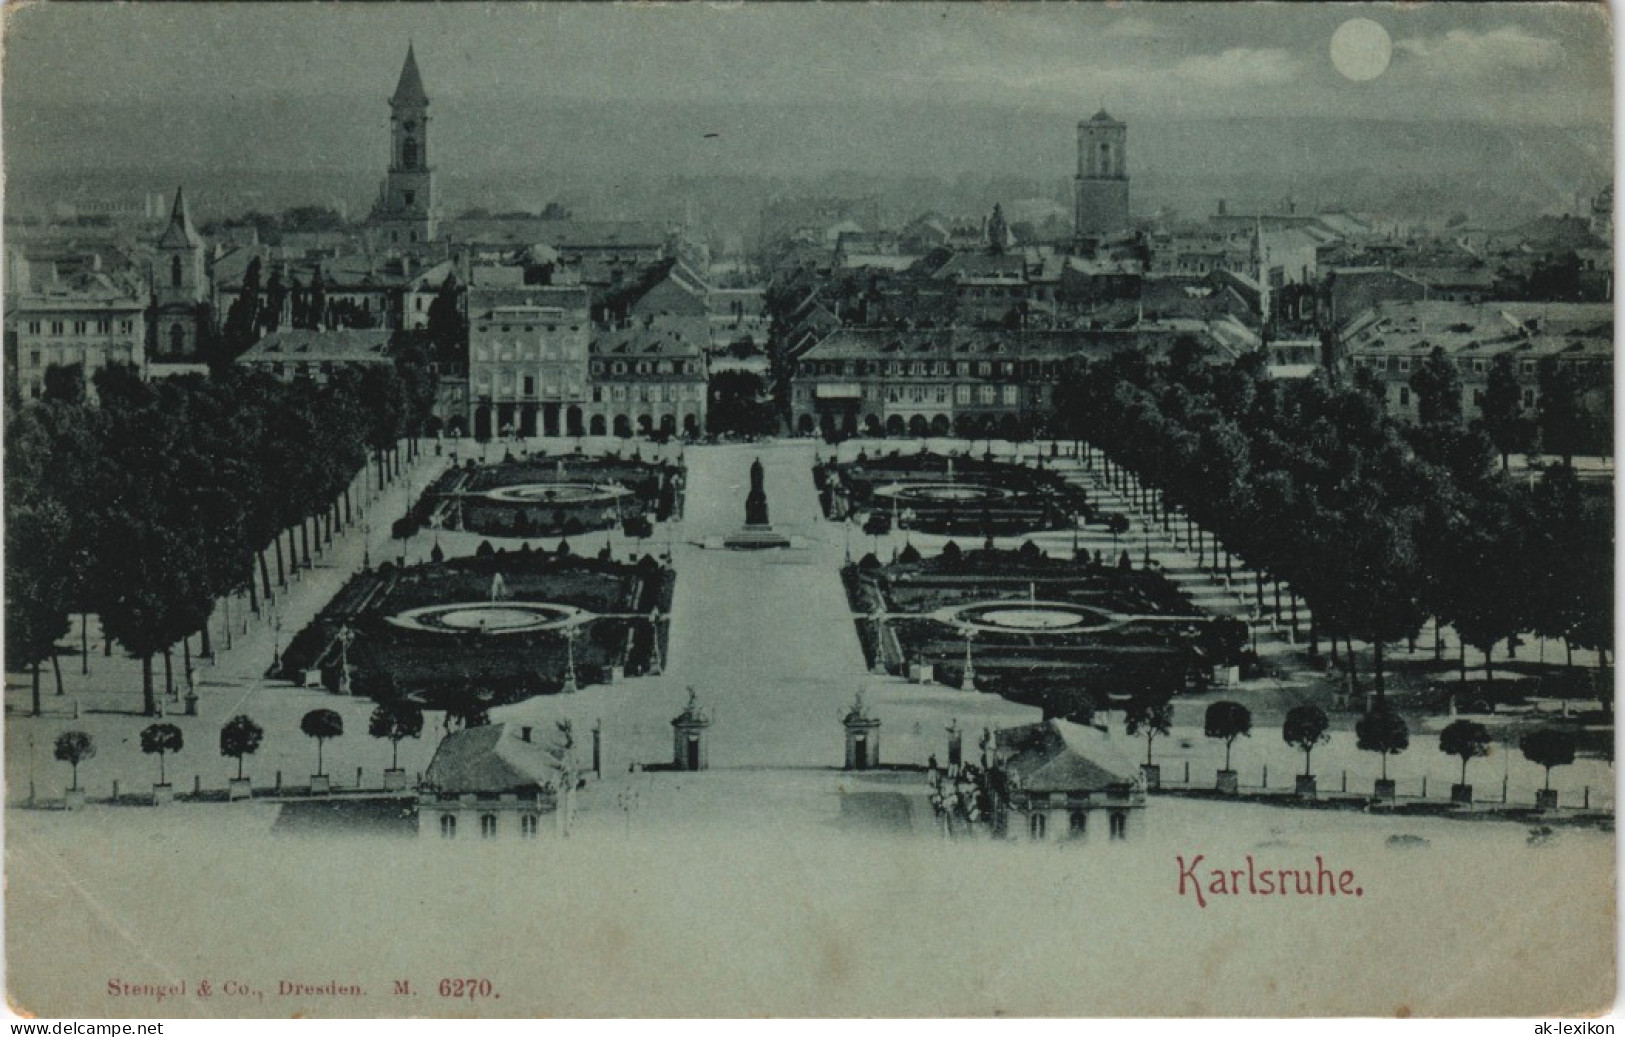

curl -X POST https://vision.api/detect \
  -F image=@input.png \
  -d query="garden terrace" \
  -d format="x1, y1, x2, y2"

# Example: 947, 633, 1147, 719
412, 452, 683, 539
816, 451, 1089, 536
844, 545, 1229, 717
277, 547, 674, 709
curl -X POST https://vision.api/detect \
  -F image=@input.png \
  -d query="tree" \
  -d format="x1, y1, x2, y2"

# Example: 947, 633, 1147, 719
300, 708, 344, 776
1408, 346, 1463, 425
1438, 719, 1492, 787
1122, 690, 1174, 768
862, 512, 891, 553
369, 698, 425, 771
1518, 728, 1577, 792
1104, 512, 1130, 550
1204, 700, 1252, 772
139, 723, 184, 785
1478, 353, 1529, 471
987, 203, 1009, 255
1536, 357, 1583, 465
1355, 704, 1409, 781
54, 731, 94, 791
219, 715, 264, 780
447, 697, 491, 730
1282, 704, 1331, 776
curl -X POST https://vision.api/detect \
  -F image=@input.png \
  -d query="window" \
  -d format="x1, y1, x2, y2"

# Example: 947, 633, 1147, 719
1069, 812, 1088, 838
479, 814, 497, 839
1473, 360, 1486, 375
1029, 812, 1047, 839
28, 350, 41, 366
1521, 361, 1536, 376
977, 362, 991, 376
1003, 385, 1019, 406
523, 376, 536, 396
1398, 386, 1410, 407
1109, 812, 1127, 840
1522, 389, 1535, 409
48, 322, 63, 336
120, 320, 133, 335
402, 138, 418, 170
520, 814, 538, 838
1398, 357, 1411, 374
97, 320, 109, 334
935, 386, 949, 404
956, 385, 972, 405
439, 814, 457, 839
171, 255, 183, 288
73, 321, 86, 336
25, 321, 39, 335
170, 324, 185, 354
979, 385, 997, 405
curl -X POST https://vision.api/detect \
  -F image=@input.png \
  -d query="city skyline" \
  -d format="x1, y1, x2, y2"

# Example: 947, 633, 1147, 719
4, 3, 1611, 223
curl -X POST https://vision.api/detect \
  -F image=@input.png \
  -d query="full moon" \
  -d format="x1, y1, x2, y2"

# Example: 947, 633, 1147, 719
1329, 18, 1392, 81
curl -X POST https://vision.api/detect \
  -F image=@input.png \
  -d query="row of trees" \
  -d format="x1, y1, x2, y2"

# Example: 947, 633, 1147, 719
1053, 345, 1611, 697
54, 700, 428, 793
6, 354, 438, 717
1122, 693, 1580, 792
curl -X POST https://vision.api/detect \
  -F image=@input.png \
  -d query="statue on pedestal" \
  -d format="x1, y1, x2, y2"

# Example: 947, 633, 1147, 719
745, 457, 770, 527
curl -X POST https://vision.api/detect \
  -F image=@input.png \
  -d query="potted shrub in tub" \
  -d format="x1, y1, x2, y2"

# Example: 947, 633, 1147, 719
1439, 719, 1492, 806
1519, 727, 1577, 811
1356, 704, 1409, 803
1204, 700, 1251, 794
54, 730, 94, 810
140, 723, 184, 805
369, 697, 425, 791
219, 715, 264, 801
1282, 705, 1330, 799
301, 708, 344, 795
1123, 689, 1174, 791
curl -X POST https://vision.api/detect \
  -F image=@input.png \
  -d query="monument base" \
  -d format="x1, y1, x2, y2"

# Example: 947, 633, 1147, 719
723, 523, 793, 550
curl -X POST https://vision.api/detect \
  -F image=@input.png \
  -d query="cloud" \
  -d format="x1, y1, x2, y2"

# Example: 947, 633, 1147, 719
1171, 47, 1304, 86
1394, 25, 1561, 76
1102, 15, 1162, 40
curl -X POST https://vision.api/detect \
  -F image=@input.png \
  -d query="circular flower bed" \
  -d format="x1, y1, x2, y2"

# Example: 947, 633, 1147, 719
942, 600, 1118, 635
385, 601, 589, 635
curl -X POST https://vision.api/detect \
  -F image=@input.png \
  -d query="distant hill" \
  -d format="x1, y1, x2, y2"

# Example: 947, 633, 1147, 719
5, 95, 1609, 229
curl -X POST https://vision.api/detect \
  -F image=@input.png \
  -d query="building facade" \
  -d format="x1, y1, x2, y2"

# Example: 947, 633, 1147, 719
467, 285, 592, 439
10, 278, 146, 401
586, 315, 709, 438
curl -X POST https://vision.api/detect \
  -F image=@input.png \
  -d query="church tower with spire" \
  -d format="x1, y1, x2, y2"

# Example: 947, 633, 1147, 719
152, 186, 208, 360
370, 45, 438, 246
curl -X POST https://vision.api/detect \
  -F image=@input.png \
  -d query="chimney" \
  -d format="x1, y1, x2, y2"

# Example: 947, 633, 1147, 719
520, 726, 533, 743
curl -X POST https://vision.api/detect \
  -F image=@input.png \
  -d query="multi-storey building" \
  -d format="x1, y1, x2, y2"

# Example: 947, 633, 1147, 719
8, 273, 146, 401
586, 315, 709, 438
787, 323, 1228, 439
467, 285, 591, 439
1339, 300, 1613, 426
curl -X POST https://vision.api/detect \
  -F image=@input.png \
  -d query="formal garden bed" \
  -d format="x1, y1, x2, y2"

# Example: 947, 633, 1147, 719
844, 541, 1246, 720
277, 545, 674, 709
400, 450, 683, 540
814, 451, 1090, 536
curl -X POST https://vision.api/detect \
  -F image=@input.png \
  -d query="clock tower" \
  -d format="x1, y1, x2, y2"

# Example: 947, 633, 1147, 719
370, 45, 438, 246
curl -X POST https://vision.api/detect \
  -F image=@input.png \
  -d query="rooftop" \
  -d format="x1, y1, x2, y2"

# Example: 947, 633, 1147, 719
423, 722, 563, 796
